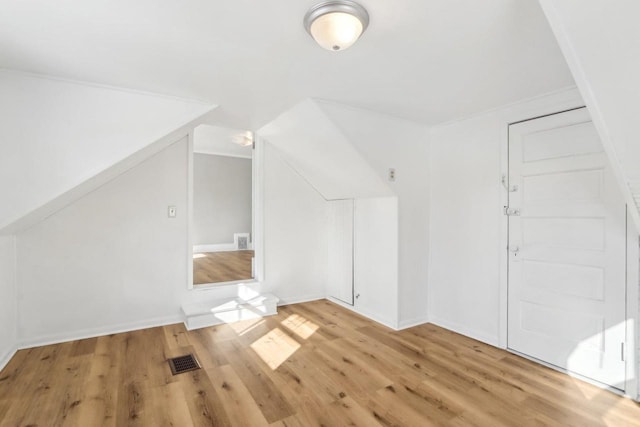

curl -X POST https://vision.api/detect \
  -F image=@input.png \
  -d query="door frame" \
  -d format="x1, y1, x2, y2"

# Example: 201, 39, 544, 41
186, 129, 265, 289
498, 104, 639, 398
326, 198, 355, 306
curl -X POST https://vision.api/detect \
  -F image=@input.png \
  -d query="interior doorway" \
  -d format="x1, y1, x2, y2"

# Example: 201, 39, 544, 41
327, 199, 354, 305
506, 107, 627, 390
190, 125, 256, 286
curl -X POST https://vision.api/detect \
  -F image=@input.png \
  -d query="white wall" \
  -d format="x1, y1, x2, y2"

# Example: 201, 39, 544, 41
318, 101, 430, 328
261, 142, 327, 304
0, 70, 214, 234
0, 235, 17, 370
539, 1, 640, 229
16, 137, 191, 345
353, 197, 398, 328
428, 88, 583, 346
193, 154, 252, 245
259, 99, 430, 328
13, 136, 330, 346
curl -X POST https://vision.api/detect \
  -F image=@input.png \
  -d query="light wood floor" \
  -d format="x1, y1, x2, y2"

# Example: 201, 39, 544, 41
1, 300, 639, 426
193, 250, 254, 285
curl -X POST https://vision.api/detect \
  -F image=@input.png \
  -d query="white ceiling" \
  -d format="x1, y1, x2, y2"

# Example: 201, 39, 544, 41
0, 0, 574, 129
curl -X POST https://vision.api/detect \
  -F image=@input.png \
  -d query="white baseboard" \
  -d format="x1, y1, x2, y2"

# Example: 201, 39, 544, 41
428, 315, 500, 347
18, 314, 184, 350
194, 243, 236, 252
397, 315, 430, 330
327, 297, 398, 330
353, 305, 398, 330
279, 294, 400, 331
0, 345, 18, 373
194, 242, 254, 253
277, 294, 326, 306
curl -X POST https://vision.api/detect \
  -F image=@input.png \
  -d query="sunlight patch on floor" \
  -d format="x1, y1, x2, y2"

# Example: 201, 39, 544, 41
250, 328, 301, 370
229, 318, 265, 336
570, 376, 603, 400
281, 314, 319, 340
601, 396, 639, 426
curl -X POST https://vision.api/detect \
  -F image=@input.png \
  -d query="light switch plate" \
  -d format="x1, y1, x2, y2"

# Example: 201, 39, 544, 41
168, 206, 177, 218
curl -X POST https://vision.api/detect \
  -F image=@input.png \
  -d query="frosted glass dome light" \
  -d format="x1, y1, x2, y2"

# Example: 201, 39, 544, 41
304, 1, 369, 51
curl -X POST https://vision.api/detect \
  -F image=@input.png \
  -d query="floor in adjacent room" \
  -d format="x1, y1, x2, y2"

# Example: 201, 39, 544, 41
193, 250, 254, 285
0, 299, 639, 426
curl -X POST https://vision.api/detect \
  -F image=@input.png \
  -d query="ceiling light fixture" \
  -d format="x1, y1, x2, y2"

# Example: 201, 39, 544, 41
303, 1, 369, 51
232, 131, 254, 147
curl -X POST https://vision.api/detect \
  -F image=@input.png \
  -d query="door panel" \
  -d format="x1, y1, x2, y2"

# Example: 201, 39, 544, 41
327, 199, 354, 305
521, 121, 603, 162
507, 108, 626, 389
521, 260, 604, 301
523, 169, 603, 204
522, 217, 605, 250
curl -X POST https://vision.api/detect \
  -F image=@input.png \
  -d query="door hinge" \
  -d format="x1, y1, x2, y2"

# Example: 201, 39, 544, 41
501, 175, 519, 192
621, 342, 625, 362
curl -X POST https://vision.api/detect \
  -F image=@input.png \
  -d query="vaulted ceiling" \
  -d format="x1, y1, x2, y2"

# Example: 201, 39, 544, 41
0, 0, 574, 129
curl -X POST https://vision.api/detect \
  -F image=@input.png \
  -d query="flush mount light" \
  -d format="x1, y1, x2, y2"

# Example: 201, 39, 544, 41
232, 131, 254, 147
303, 1, 369, 51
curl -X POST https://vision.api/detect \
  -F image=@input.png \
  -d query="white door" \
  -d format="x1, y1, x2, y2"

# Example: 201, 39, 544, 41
507, 108, 627, 389
327, 199, 354, 305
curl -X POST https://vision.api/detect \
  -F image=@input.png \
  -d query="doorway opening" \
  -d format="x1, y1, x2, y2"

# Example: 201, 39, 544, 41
189, 125, 256, 286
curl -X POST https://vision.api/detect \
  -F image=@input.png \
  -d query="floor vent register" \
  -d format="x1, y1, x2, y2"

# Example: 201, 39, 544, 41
168, 354, 201, 375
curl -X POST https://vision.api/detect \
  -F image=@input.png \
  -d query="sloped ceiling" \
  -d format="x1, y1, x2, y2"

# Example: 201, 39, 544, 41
259, 99, 393, 200
0, 71, 216, 233
539, 0, 640, 229
0, 0, 574, 129
316, 100, 429, 182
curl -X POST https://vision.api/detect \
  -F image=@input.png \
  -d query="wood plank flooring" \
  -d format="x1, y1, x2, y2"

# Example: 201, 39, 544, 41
193, 250, 254, 285
1, 299, 639, 426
